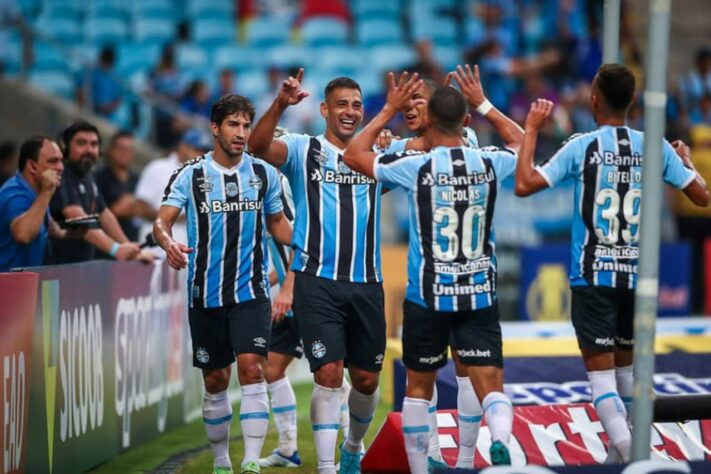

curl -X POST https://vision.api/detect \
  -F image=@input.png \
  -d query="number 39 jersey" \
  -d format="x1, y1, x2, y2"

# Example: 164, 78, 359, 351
374, 145, 516, 311
536, 125, 695, 289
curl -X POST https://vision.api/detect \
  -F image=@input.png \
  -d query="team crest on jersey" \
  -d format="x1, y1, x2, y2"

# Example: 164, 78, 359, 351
196, 347, 209, 364
225, 181, 239, 197
249, 175, 263, 190
311, 340, 326, 359
312, 150, 329, 165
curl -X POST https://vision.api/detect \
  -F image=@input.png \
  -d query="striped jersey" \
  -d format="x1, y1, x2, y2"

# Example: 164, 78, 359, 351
267, 173, 295, 285
536, 125, 696, 288
162, 151, 283, 308
373, 145, 517, 311
278, 133, 384, 283
382, 126, 480, 154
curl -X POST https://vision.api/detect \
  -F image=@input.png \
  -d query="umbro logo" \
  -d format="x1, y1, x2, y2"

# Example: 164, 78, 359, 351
253, 337, 267, 348
452, 159, 466, 167
618, 139, 630, 146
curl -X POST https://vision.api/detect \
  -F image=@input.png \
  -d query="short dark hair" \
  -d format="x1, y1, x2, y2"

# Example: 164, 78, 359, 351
421, 77, 438, 95
211, 94, 255, 125
109, 130, 133, 148
594, 63, 636, 112
324, 77, 361, 99
428, 86, 467, 134
59, 120, 101, 155
18, 135, 53, 171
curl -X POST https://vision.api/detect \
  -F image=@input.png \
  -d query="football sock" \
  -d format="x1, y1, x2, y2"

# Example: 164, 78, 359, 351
615, 365, 634, 422
482, 392, 513, 445
203, 389, 233, 469
456, 376, 483, 468
588, 369, 631, 462
311, 383, 342, 474
427, 385, 443, 461
402, 397, 430, 474
344, 387, 379, 454
268, 376, 298, 455
240, 382, 269, 465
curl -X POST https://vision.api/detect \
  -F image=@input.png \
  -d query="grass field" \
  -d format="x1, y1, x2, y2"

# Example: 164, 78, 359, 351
90, 382, 391, 473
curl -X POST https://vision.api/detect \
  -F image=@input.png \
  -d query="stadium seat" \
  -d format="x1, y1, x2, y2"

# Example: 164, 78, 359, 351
85, 18, 128, 45
129, 0, 175, 19
317, 46, 367, 77
33, 16, 82, 43
301, 17, 349, 47
18, 0, 41, 17
355, 19, 404, 47
28, 70, 75, 98
86, 3, 127, 21
235, 70, 268, 101
433, 45, 463, 71
1, 39, 22, 76
116, 42, 161, 76
38, 3, 80, 20
133, 18, 176, 45
176, 44, 210, 75
191, 18, 236, 47
351, 0, 402, 20
266, 45, 313, 70
244, 16, 291, 47
186, 0, 235, 20
411, 17, 459, 46
368, 45, 417, 74
32, 41, 72, 72
213, 46, 264, 74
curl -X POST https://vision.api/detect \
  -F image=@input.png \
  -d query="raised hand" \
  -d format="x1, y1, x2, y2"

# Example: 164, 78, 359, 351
39, 169, 61, 195
524, 98, 555, 131
276, 67, 310, 108
386, 71, 424, 112
447, 65, 486, 108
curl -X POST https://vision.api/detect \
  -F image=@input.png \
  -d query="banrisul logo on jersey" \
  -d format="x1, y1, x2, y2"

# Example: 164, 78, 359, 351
309, 167, 376, 185
199, 200, 263, 214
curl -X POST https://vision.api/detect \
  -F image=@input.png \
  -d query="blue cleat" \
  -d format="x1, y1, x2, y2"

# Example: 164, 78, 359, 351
490, 440, 511, 465
339, 445, 363, 474
427, 456, 449, 473
258, 449, 302, 468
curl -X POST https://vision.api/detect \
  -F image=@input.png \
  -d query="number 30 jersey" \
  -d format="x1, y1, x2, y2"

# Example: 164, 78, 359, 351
536, 125, 695, 289
374, 145, 516, 311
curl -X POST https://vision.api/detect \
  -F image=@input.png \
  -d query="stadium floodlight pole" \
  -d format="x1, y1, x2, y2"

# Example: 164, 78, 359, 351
632, 0, 672, 462
602, 0, 621, 63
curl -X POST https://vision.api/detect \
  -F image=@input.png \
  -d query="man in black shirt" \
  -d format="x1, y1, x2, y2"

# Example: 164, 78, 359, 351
94, 131, 139, 241
49, 121, 147, 264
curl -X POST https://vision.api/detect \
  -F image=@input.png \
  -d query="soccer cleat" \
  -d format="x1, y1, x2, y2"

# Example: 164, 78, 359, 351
240, 461, 260, 474
339, 445, 363, 474
258, 449, 302, 468
427, 456, 449, 473
489, 440, 511, 465
213, 467, 233, 474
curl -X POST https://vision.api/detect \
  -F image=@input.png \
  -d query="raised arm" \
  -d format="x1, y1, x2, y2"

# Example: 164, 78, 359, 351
345, 72, 423, 178
248, 68, 310, 166
514, 99, 555, 196
10, 169, 57, 244
449, 64, 524, 151
672, 140, 710, 207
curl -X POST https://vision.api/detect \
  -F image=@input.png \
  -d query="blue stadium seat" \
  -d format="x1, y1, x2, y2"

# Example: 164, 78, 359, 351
317, 46, 367, 77
244, 16, 291, 47
116, 43, 161, 76
368, 45, 417, 74
266, 45, 313, 70
411, 16, 459, 45
191, 18, 236, 47
355, 19, 404, 47
351, 0, 401, 20
72, 43, 99, 66
18, 0, 41, 17
433, 45, 463, 71
176, 44, 209, 75
301, 17, 348, 47
38, 3, 81, 20
213, 46, 264, 73
187, 0, 235, 20
34, 16, 82, 43
354, 69, 384, 95
86, 3, 127, 20
85, 18, 128, 45
32, 41, 71, 72
1, 39, 22, 76
129, 0, 175, 19
133, 18, 175, 45
29, 70, 75, 98
235, 70, 269, 101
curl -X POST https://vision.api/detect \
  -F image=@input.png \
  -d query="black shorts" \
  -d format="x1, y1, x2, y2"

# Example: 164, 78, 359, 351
292, 271, 386, 373
571, 286, 635, 352
188, 297, 272, 369
270, 316, 303, 358
402, 300, 503, 371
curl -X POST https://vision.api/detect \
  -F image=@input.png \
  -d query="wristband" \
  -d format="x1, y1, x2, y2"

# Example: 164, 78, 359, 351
476, 99, 494, 116
109, 242, 120, 258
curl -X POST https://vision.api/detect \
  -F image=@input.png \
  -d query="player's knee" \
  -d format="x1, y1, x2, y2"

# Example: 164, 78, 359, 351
263, 362, 285, 383
237, 360, 264, 385
314, 362, 343, 388
203, 369, 230, 393
351, 373, 379, 395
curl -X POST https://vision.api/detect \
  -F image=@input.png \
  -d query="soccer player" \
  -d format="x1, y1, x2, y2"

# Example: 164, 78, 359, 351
380, 65, 524, 469
249, 70, 385, 474
154, 95, 292, 474
514, 63, 709, 463
345, 73, 528, 472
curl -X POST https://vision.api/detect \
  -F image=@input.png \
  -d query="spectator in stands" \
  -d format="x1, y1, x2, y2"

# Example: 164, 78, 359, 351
213, 69, 238, 102
94, 131, 140, 242
49, 121, 149, 264
0, 140, 17, 186
466, 1, 519, 58
135, 128, 212, 255
679, 48, 711, 122
0, 136, 74, 272
78, 46, 123, 119
180, 79, 212, 119
257, 66, 316, 134
407, 40, 446, 84
150, 46, 185, 148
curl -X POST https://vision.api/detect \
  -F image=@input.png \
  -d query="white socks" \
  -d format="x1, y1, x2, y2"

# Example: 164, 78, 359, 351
589, 369, 631, 462
482, 392, 513, 445
203, 389, 233, 469
402, 397, 430, 474
428, 386, 443, 461
341, 377, 351, 439
615, 365, 634, 422
268, 377, 298, 456
240, 382, 270, 466
311, 383, 343, 474
344, 387, 379, 454
456, 376, 483, 468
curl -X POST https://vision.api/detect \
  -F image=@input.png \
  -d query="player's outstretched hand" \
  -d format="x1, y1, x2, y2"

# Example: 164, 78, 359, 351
165, 240, 193, 270
671, 139, 693, 165
386, 71, 423, 112
524, 98, 554, 131
447, 65, 486, 108
271, 285, 293, 323
276, 67, 310, 108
